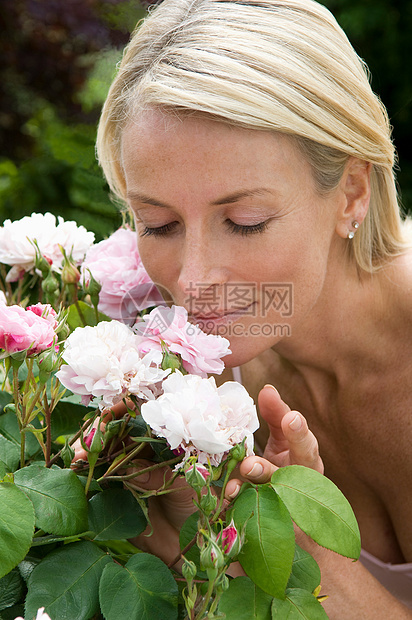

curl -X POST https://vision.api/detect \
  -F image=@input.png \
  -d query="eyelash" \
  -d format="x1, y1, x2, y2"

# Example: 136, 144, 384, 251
140, 222, 177, 237
140, 219, 269, 238
226, 220, 269, 236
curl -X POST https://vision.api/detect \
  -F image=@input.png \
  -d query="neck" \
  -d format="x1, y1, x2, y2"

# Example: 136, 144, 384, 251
273, 256, 401, 387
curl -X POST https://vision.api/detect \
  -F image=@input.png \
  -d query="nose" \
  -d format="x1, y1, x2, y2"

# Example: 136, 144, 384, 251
176, 234, 228, 302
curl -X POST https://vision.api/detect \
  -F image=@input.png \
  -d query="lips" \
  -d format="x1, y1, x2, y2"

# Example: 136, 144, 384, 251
189, 303, 256, 324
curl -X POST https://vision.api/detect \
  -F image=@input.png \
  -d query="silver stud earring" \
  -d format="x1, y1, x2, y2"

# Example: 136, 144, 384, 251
352, 220, 359, 229
348, 231, 355, 239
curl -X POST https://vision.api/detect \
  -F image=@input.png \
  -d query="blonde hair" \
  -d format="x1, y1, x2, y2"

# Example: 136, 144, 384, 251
97, 0, 409, 272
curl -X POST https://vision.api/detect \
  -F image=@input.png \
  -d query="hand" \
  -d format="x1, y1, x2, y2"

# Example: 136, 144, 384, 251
226, 383, 323, 496
126, 460, 198, 568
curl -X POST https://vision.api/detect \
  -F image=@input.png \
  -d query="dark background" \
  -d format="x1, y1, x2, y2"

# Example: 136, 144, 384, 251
1, 0, 411, 240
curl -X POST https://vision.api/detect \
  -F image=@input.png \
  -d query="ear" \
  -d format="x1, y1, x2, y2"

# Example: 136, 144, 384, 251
335, 158, 371, 239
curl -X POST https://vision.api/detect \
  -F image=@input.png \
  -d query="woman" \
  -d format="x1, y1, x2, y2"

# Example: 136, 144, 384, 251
95, 0, 412, 616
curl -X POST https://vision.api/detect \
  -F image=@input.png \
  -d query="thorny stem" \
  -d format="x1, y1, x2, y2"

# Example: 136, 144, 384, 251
167, 535, 198, 569
212, 459, 238, 524
100, 441, 147, 478
0, 264, 12, 300
16, 275, 24, 305
84, 460, 96, 496
98, 454, 183, 483
194, 575, 215, 620
43, 393, 52, 467
23, 381, 45, 425
12, 366, 26, 467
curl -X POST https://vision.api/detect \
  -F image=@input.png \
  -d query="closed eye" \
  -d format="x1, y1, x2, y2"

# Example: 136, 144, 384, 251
226, 219, 269, 236
140, 222, 179, 237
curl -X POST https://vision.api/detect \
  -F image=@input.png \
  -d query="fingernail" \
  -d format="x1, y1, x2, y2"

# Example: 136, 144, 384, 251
228, 484, 241, 500
263, 384, 279, 395
289, 413, 302, 431
246, 462, 264, 478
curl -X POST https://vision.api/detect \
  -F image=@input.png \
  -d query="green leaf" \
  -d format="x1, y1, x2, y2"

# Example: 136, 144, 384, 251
88, 488, 147, 540
25, 540, 112, 620
14, 465, 88, 535
0, 460, 9, 480
0, 482, 35, 579
271, 588, 328, 618
218, 576, 274, 620
0, 436, 19, 472
18, 557, 41, 584
232, 484, 295, 599
0, 410, 42, 460
66, 301, 110, 330
271, 466, 361, 559
0, 392, 12, 414
99, 553, 178, 620
0, 569, 24, 611
287, 545, 321, 593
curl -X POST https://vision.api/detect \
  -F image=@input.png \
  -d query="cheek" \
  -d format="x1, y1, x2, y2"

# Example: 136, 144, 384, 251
138, 240, 178, 291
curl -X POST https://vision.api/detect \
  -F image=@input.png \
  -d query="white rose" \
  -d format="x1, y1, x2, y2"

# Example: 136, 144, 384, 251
0, 212, 94, 280
56, 320, 168, 409
141, 371, 259, 466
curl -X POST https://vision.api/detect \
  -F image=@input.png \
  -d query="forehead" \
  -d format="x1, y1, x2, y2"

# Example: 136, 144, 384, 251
120, 108, 310, 175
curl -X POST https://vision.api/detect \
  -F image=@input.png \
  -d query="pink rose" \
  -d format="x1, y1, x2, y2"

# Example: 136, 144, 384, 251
26, 303, 58, 329
0, 305, 57, 355
136, 305, 231, 377
81, 228, 164, 323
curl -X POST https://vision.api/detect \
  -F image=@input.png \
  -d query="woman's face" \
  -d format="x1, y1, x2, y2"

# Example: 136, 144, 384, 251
121, 110, 346, 366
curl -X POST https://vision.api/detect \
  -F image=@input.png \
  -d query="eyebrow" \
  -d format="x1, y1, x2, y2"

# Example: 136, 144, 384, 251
127, 188, 274, 208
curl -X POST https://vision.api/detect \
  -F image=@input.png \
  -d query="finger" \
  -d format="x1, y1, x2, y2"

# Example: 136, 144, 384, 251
125, 459, 175, 489
258, 385, 291, 450
129, 498, 183, 568
126, 459, 197, 530
280, 410, 324, 473
225, 455, 278, 500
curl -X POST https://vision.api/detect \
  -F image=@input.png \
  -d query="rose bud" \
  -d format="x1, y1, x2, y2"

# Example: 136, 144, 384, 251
200, 538, 225, 573
199, 487, 218, 515
217, 521, 242, 560
185, 462, 211, 490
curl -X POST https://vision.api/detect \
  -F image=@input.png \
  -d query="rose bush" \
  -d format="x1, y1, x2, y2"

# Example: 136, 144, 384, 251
0, 216, 361, 620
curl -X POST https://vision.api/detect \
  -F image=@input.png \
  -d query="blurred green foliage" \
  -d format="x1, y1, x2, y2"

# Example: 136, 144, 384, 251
0, 0, 411, 237
0, 48, 125, 240
0, 0, 146, 240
